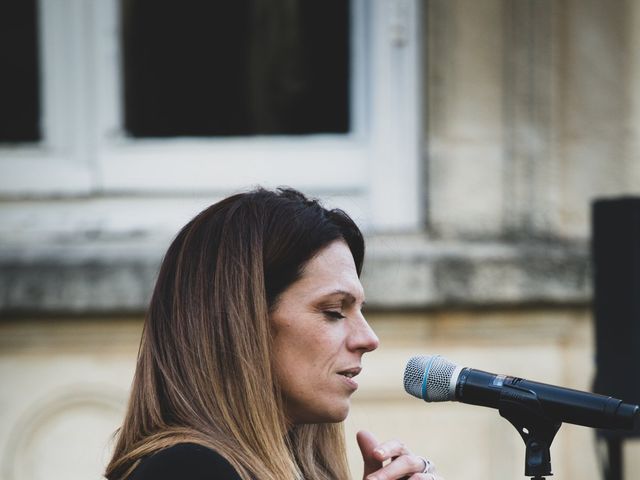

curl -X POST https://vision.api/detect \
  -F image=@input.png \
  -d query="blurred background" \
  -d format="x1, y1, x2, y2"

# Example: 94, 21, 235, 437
1, 0, 639, 479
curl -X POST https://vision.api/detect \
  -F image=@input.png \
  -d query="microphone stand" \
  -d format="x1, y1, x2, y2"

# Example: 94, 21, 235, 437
498, 384, 562, 479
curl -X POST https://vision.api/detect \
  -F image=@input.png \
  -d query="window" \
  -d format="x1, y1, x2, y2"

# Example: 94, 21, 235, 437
121, 0, 350, 137
0, 0, 40, 143
0, 0, 421, 231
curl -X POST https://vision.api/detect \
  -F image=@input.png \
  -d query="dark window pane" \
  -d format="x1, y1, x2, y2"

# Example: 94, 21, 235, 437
121, 0, 349, 138
0, 0, 40, 143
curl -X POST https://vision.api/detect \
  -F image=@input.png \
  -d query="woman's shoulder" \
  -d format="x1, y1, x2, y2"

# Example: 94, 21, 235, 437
128, 443, 241, 480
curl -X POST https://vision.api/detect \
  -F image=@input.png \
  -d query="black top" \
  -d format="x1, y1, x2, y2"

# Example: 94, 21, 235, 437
129, 443, 242, 480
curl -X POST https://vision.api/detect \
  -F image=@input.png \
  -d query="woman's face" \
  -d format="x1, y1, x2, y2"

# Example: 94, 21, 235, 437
270, 240, 379, 425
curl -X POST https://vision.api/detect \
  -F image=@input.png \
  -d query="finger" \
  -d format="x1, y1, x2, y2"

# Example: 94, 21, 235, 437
357, 430, 383, 477
365, 454, 426, 480
369, 438, 411, 462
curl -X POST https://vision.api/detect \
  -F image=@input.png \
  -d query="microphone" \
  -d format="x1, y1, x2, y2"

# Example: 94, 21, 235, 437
404, 354, 639, 431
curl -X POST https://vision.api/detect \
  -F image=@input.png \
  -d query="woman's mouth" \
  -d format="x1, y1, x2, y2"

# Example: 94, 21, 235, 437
337, 367, 361, 389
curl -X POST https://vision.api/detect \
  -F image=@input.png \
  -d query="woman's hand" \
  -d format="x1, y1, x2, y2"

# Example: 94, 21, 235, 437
357, 430, 443, 480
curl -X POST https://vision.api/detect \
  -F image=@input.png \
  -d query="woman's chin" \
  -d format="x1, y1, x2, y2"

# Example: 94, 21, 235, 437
291, 402, 350, 425
315, 398, 351, 423
321, 409, 349, 424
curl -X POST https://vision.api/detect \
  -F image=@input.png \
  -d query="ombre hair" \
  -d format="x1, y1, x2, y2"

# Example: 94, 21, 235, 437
105, 188, 365, 480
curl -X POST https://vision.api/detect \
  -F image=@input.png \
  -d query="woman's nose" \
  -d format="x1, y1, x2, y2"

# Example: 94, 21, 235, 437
349, 314, 379, 353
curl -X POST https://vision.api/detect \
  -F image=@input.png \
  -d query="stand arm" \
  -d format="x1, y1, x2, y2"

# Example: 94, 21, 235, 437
498, 385, 562, 478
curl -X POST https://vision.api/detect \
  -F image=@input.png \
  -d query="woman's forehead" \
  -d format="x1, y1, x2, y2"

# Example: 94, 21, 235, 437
293, 242, 364, 300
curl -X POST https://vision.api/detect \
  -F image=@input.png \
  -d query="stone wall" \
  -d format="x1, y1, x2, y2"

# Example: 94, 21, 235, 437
426, 0, 639, 241
2, 311, 638, 479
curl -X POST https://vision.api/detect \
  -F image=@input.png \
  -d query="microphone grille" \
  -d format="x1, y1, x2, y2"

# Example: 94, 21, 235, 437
403, 355, 458, 402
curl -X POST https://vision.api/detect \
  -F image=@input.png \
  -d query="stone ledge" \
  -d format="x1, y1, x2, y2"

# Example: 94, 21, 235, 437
0, 238, 590, 314
363, 239, 590, 308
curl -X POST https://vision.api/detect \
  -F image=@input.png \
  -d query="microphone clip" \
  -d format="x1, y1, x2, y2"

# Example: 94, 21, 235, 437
498, 383, 562, 480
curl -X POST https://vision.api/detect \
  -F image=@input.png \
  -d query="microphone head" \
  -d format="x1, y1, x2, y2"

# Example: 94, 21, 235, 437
403, 355, 461, 402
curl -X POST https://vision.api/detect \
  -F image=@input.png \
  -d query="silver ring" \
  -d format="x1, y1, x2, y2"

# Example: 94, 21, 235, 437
418, 456, 433, 474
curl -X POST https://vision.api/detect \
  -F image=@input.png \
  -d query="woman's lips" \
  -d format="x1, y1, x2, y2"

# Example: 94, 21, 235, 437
337, 367, 362, 390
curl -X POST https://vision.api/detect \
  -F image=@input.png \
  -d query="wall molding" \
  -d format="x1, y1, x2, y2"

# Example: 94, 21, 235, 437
0, 237, 590, 314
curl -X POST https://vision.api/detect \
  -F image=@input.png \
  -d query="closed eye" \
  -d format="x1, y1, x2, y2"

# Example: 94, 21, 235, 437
323, 310, 346, 320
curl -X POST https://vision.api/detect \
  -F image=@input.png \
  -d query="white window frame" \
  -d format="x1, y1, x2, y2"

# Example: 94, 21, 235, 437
0, 0, 421, 231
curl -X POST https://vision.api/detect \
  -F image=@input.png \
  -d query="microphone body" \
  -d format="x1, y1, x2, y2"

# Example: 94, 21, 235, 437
404, 355, 639, 431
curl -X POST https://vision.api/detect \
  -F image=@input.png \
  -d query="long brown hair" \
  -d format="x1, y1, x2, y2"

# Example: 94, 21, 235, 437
105, 188, 365, 480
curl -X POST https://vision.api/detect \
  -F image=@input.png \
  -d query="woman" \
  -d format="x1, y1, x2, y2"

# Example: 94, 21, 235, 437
105, 188, 440, 480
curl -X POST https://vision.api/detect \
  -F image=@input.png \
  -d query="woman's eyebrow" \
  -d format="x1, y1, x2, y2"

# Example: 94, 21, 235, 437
323, 289, 366, 305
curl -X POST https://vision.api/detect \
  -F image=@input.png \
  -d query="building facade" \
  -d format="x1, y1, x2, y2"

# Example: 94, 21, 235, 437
1, 1, 639, 479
